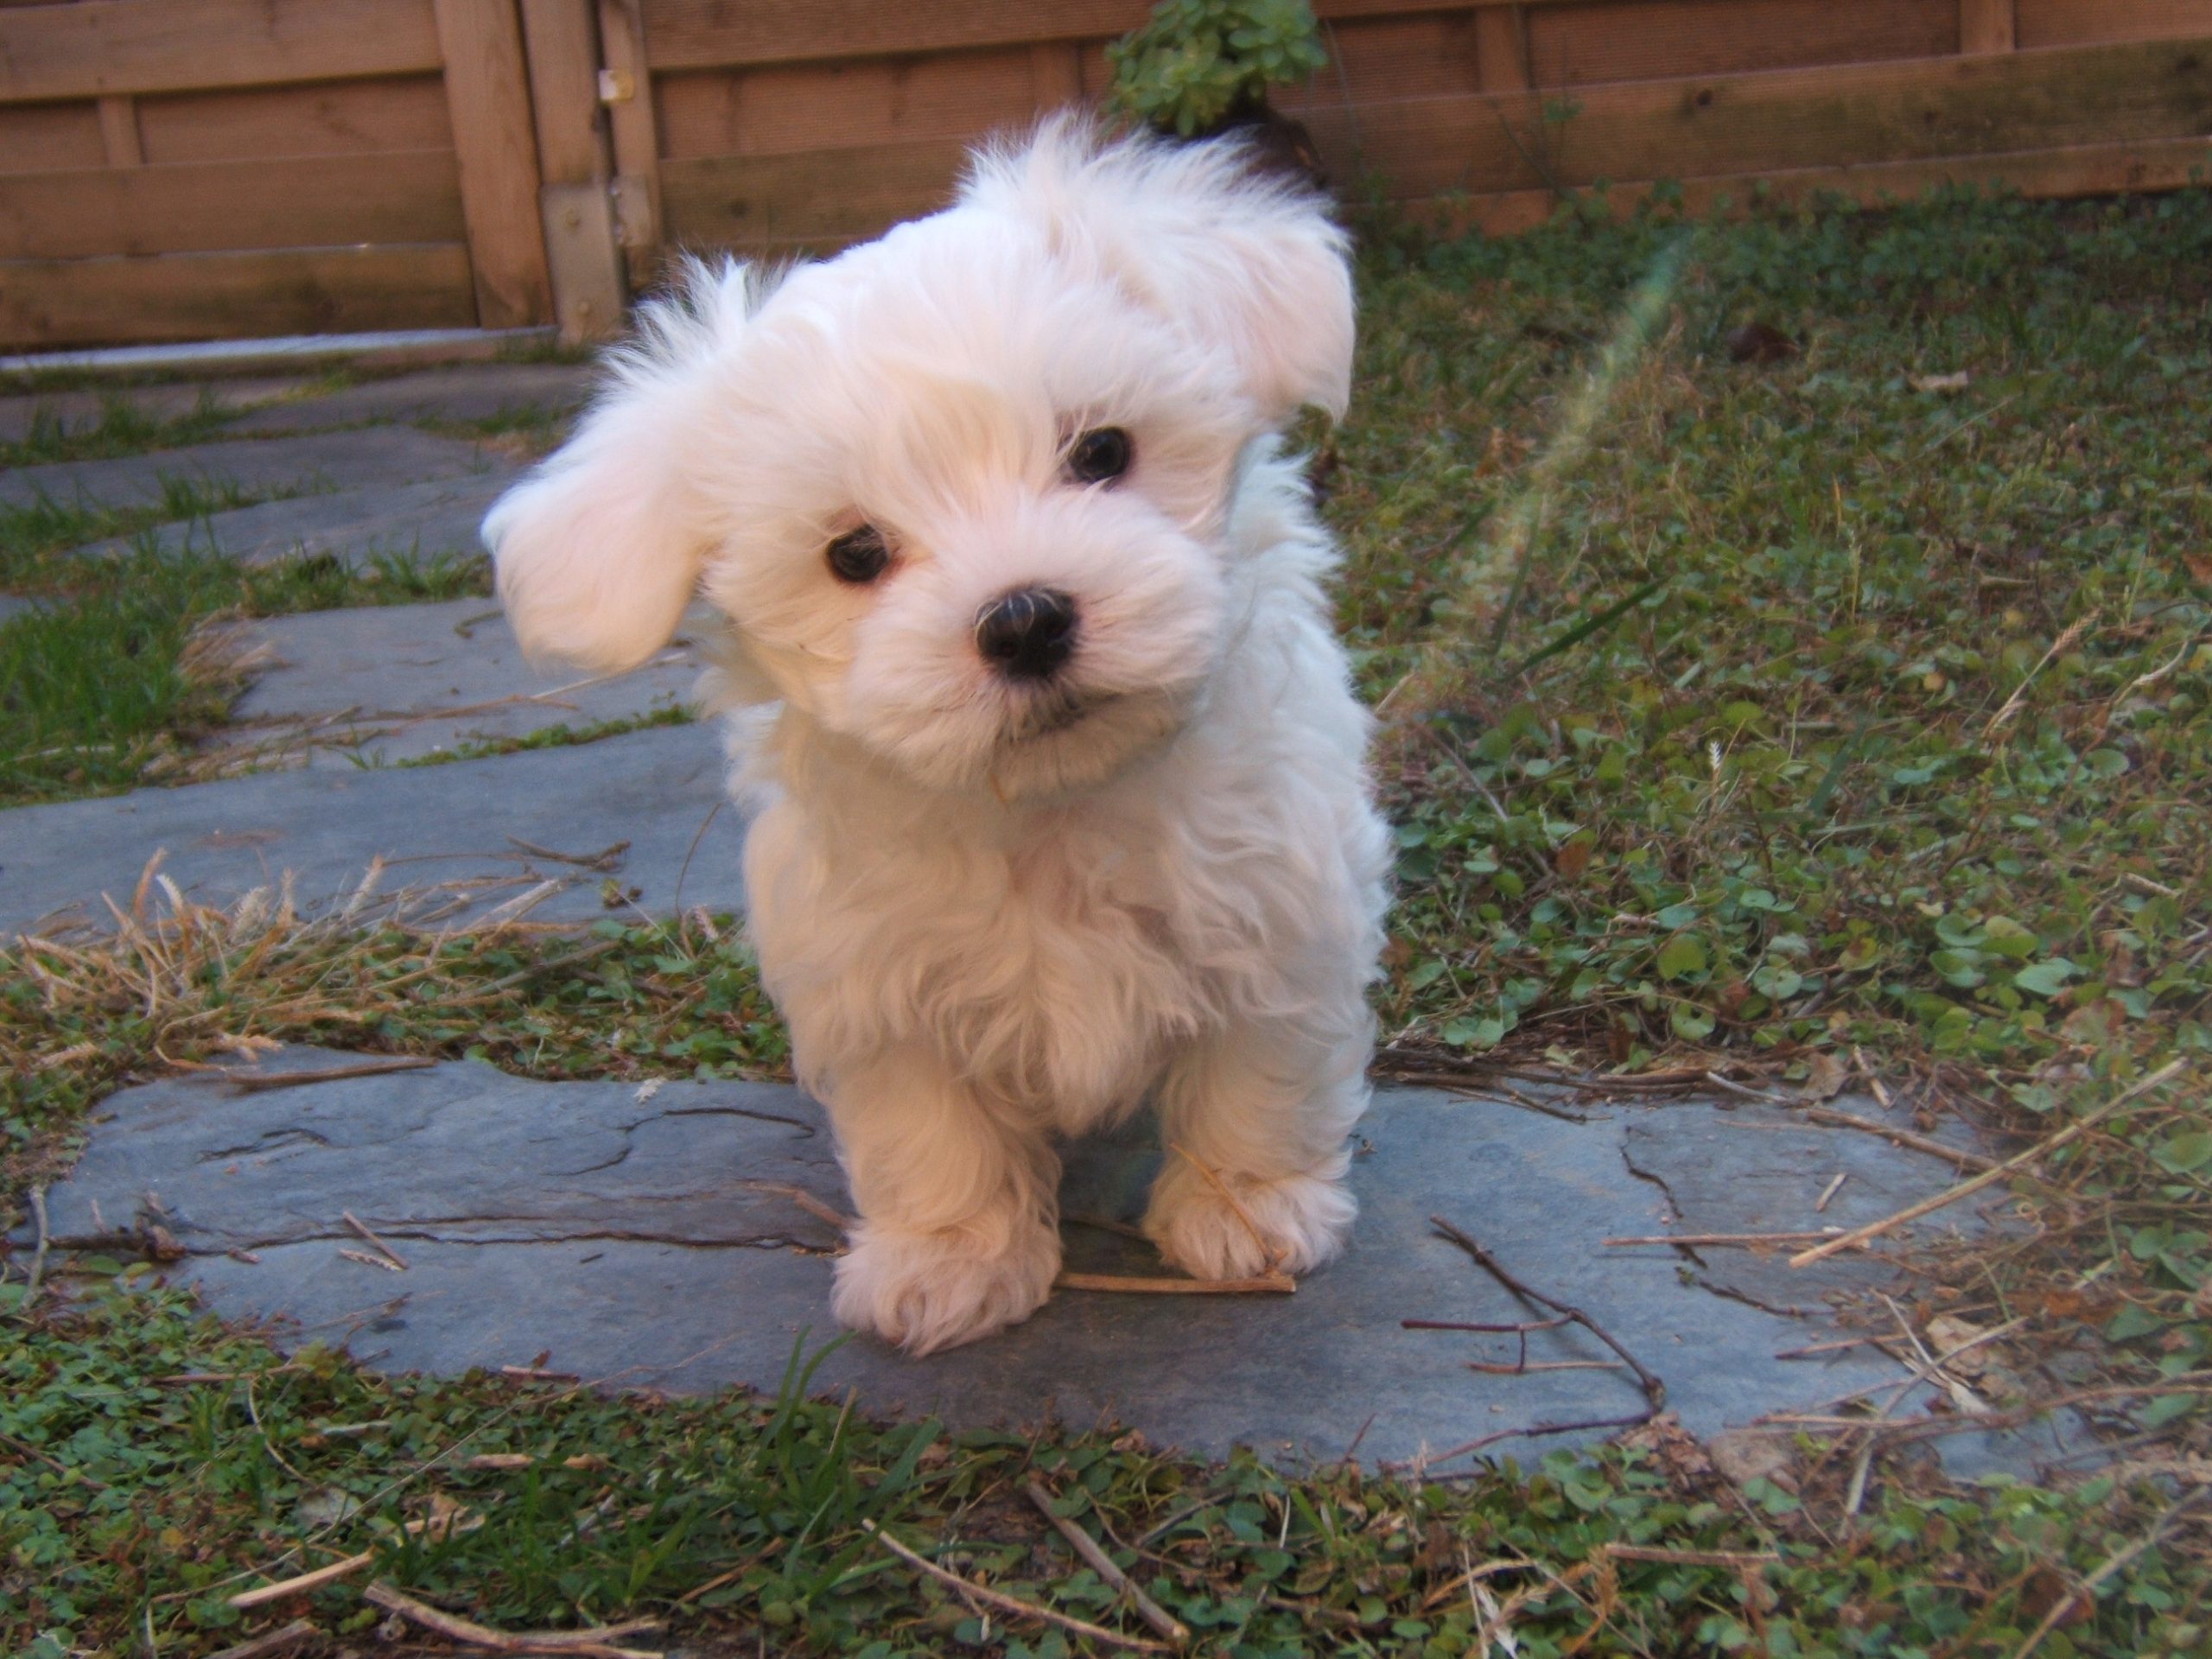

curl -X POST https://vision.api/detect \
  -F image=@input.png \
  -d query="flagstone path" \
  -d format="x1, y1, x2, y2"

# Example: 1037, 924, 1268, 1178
3, 360, 2073, 1477
25, 1047, 2059, 1474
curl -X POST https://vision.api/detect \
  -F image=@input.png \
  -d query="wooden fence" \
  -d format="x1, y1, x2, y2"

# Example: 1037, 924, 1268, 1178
3, 0, 2210, 353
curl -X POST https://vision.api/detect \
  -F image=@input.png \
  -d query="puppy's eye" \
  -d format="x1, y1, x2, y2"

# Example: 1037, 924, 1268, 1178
1065, 426, 1133, 486
826, 524, 890, 584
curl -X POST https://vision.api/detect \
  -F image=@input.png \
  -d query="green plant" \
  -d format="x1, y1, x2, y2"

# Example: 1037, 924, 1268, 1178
1106, 0, 1327, 137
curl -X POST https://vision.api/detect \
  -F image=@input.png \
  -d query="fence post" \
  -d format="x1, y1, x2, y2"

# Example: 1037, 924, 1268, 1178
520, 0, 626, 340
433, 0, 555, 329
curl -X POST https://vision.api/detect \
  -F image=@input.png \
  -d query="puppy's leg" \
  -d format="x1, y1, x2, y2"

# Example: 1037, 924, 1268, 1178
826, 1044, 1060, 1355
1144, 1015, 1370, 1281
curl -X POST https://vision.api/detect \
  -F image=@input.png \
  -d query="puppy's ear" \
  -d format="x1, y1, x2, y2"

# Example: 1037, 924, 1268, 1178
484, 260, 758, 673
967, 120, 1355, 424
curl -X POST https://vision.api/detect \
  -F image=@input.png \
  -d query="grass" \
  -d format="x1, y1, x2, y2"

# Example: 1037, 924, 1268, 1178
0, 378, 576, 805
0, 543, 490, 806
0, 393, 240, 470
4, 183, 2212, 1655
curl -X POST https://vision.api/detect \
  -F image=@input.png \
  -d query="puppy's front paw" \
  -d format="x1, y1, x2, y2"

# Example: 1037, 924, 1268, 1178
831, 1222, 1059, 1355
1144, 1163, 1355, 1282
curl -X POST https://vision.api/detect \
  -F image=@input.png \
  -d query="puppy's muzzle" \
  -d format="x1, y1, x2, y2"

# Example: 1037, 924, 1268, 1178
976, 587, 1077, 682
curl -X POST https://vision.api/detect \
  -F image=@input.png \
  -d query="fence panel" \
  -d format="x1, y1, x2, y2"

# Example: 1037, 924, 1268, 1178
3, 0, 2210, 350
0, 0, 544, 350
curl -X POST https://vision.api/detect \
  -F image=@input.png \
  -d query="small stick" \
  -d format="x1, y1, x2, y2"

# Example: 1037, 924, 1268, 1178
1056, 1271, 1294, 1295
1815, 1173, 1848, 1214
1801, 1105, 1996, 1173
2008, 1486, 2209, 1659
501, 1364, 581, 1382
205, 1619, 320, 1659
1406, 1317, 1572, 1333
859, 1518, 1172, 1654
673, 1546, 773, 1608
1468, 1359, 1625, 1375
1790, 1060, 2184, 1266
229, 1549, 374, 1609
1412, 1217, 1666, 1465
1604, 1231, 1848, 1249
342, 1211, 408, 1271
737, 1180, 852, 1234
22, 1185, 49, 1309
1704, 1071, 1783, 1103
1852, 1046, 1894, 1109
504, 836, 631, 871
1025, 1479, 1191, 1646
1603, 1544, 1780, 1569
365, 1583, 661, 1658
1167, 1143, 1280, 1272
338, 1249, 404, 1273
218, 1056, 435, 1094
1773, 1336, 1881, 1360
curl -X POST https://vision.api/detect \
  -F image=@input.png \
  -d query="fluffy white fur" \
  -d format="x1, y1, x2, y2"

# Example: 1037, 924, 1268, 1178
484, 122, 1390, 1355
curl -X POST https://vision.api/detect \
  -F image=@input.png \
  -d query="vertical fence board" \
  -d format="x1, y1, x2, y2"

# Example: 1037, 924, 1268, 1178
434, 0, 553, 327
1476, 4, 1530, 92
597, 0, 664, 287
1962, 0, 2018, 53
522, 0, 625, 337
96, 93, 143, 164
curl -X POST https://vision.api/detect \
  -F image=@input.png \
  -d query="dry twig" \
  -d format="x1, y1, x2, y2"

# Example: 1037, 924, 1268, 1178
1026, 1478, 1191, 1646
341, 1211, 409, 1271
1167, 1142, 1281, 1271
1605, 1230, 1850, 1249
1057, 1270, 1294, 1295
229, 1550, 375, 1609
859, 1518, 1172, 1654
1800, 1105, 1997, 1173
2007, 1484, 2209, 1659
21, 1185, 49, 1310
1790, 1060, 2185, 1266
737, 1179, 853, 1234
1401, 1217, 1666, 1469
218, 1056, 436, 1093
365, 1583, 662, 1658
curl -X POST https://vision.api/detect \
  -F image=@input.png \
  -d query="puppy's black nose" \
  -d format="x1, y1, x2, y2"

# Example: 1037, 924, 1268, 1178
976, 587, 1077, 681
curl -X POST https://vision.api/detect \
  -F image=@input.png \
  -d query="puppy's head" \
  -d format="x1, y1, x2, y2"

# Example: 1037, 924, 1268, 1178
485, 121, 1353, 799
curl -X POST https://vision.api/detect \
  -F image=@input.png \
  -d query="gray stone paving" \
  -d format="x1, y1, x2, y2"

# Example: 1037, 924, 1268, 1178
22, 1046, 2066, 1473
0, 593, 32, 626
0, 427, 493, 512
226, 363, 594, 435
0, 722, 744, 937
71, 472, 517, 569
0, 377, 302, 443
214, 597, 704, 769
0, 359, 2075, 1478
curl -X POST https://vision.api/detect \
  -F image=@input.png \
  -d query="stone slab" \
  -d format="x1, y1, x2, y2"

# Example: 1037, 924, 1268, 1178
0, 593, 32, 626
227, 363, 595, 435
0, 722, 746, 936
71, 472, 515, 569
23, 1048, 2066, 1474
218, 598, 704, 768
0, 377, 302, 443
0, 428, 493, 513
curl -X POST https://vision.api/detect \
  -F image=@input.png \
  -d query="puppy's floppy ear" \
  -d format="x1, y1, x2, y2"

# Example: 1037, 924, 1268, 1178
484, 259, 760, 673
966, 118, 1355, 425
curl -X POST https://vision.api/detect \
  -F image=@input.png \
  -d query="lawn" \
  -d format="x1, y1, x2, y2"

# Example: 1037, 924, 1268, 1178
4, 183, 2209, 1656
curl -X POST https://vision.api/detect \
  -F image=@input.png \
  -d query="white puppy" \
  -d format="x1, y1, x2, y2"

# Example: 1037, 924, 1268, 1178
485, 122, 1389, 1355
